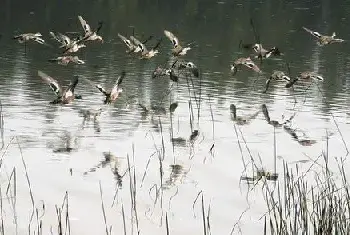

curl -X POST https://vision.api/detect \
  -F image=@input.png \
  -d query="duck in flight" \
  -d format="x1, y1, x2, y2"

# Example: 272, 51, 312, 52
302, 26, 345, 46
152, 60, 179, 82
37, 70, 81, 104
230, 57, 262, 75
118, 33, 153, 54
242, 43, 282, 59
152, 67, 179, 82
84, 71, 126, 104
164, 30, 191, 56
78, 15, 104, 43
49, 31, 86, 54
118, 33, 141, 54
48, 56, 85, 65
130, 36, 161, 59
285, 71, 324, 88
176, 61, 199, 78
13, 32, 45, 45
13, 33, 46, 53
263, 70, 291, 93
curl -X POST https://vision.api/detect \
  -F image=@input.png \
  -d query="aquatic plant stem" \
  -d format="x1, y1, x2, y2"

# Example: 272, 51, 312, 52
99, 182, 109, 235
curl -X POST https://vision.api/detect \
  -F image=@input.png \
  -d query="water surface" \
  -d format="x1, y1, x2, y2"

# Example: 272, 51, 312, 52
1, 0, 350, 234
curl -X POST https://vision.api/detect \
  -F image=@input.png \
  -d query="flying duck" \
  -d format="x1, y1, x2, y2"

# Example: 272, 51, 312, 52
48, 56, 85, 65
78, 15, 104, 43
263, 70, 291, 93
164, 30, 191, 56
13, 33, 45, 45
230, 57, 262, 75
84, 71, 126, 104
302, 26, 345, 46
130, 36, 161, 59
49, 31, 86, 54
38, 70, 81, 104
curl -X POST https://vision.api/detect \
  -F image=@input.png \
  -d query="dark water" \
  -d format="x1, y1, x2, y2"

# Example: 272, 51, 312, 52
1, 0, 350, 234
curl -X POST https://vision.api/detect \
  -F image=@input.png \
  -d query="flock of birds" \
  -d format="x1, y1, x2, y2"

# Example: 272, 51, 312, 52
231, 25, 344, 92
12, 15, 345, 107
11, 16, 346, 147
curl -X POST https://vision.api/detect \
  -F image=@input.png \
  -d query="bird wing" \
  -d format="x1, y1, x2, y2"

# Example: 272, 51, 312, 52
118, 33, 134, 49
32, 36, 45, 44
78, 15, 91, 34
63, 76, 79, 99
110, 71, 126, 97
58, 33, 72, 45
95, 85, 108, 96
332, 38, 345, 43
130, 36, 147, 52
164, 30, 179, 48
48, 57, 62, 63
242, 58, 262, 73
303, 27, 322, 39
82, 77, 108, 96
13, 34, 23, 40
38, 70, 62, 96
49, 32, 62, 43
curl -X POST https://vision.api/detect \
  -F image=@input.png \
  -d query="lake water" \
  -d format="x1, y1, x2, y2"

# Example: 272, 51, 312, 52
1, 0, 350, 234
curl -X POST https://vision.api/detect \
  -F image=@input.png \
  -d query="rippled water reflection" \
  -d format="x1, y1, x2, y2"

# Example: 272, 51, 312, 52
1, 0, 350, 234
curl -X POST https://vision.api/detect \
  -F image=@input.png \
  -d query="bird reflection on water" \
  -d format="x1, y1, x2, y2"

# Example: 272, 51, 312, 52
50, 130, 79, 153
79, 107, 103, 133
230, 104, 260, 126
162, 164, 190, 189
84, 151, 125, 188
